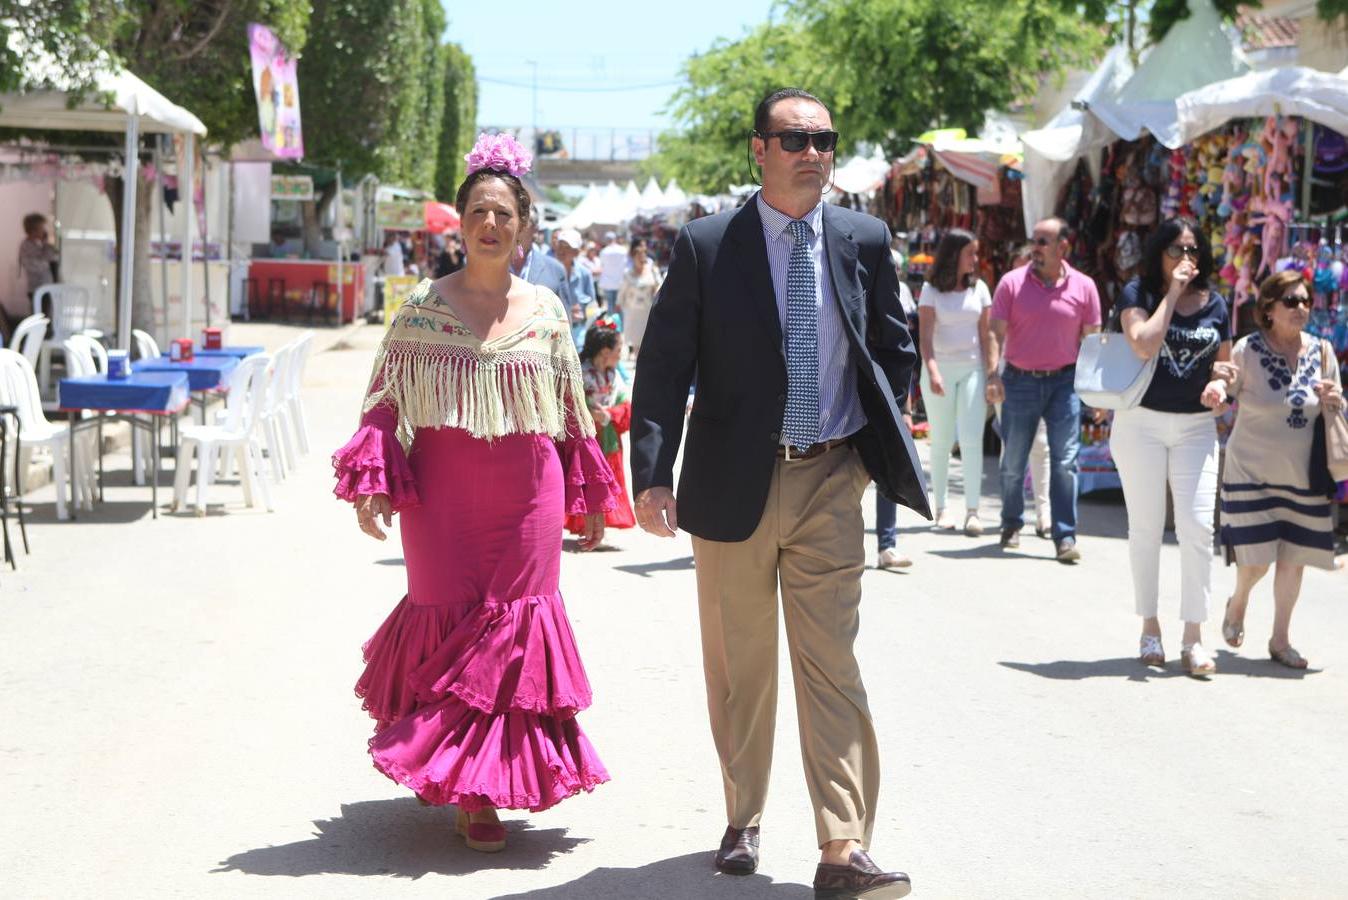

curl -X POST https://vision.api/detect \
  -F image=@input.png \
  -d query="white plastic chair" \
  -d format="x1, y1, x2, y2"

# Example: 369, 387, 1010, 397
262, 343, 296, 478
11, 315, 48, 372
33, 283, 94, 391
285, 331, 314, 456
60, 336, 106, 506
0, 349, 81, 519
131, 329, 161, 361
173, 354, 273, 516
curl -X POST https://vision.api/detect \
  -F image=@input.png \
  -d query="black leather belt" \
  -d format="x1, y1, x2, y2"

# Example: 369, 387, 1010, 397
1005, 363, 1075, 378
776, 437, 850, 461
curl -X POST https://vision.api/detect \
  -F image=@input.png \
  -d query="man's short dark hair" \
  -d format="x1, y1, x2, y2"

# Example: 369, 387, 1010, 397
22, 213, 46, 235
753, 88, 828, 135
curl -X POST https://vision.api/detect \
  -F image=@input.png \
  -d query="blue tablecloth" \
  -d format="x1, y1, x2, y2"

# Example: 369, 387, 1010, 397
134, 355, 239, 392
59, 372, 190, 413
195, 345, 265, 360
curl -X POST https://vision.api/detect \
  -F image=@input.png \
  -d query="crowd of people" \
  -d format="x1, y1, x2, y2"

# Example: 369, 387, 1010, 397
331, 87, 1343, 900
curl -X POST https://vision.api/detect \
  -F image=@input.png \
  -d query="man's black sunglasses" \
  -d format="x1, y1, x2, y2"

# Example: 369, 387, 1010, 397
756, 130, 840, 153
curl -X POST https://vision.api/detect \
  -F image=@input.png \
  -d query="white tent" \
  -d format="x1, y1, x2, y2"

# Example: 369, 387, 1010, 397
661, 179, 688, 211
1020, 0, 1248, 230
829, 149, 891, 196
1174, 67, 1348, 148
0, 62, 208, 349
638, 177, 667, 215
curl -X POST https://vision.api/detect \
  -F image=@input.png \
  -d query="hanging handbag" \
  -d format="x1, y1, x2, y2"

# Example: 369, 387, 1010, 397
1310, 339, 1348, 495
1074, 302, 1159, 410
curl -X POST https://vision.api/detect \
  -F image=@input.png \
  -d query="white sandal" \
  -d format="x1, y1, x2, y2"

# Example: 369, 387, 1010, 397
1139, 634, 1165, 667
1181, 642, 1216, 677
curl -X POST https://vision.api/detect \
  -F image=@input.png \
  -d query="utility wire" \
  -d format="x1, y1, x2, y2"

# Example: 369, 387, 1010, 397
478, 77, 681, 93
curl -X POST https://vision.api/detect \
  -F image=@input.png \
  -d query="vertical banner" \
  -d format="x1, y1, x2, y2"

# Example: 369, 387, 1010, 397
247, 23, 304, 159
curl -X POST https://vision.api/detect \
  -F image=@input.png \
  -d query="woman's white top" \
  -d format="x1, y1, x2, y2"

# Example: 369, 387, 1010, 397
919, 279, 990, 365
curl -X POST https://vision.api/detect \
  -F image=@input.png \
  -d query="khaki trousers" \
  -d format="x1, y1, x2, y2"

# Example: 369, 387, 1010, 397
691, 443, 880, 848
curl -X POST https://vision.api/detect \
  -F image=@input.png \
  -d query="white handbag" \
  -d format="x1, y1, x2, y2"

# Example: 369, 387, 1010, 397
1074, 326, 1158, 410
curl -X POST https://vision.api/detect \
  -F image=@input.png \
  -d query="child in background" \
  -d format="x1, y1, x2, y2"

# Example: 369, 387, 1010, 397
565, 314, 637, 540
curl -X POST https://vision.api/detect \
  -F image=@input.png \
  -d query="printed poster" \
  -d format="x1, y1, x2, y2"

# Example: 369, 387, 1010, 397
248, 23, 304, 159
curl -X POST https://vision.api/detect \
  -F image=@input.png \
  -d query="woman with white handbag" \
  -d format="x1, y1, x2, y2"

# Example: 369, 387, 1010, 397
1111, 218, 1234, 677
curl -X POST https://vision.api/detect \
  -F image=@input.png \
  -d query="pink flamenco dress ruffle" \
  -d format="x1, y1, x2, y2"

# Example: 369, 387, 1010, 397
356, 593, 609, 813
331, 423, 420, 511
559, 435, 620, 517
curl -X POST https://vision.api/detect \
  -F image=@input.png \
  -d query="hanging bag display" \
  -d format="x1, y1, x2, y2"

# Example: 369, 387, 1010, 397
1310, 338, 1348, 495
1074, 304, 1159, 410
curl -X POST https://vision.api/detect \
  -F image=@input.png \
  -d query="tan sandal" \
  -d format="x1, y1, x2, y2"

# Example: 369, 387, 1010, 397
1269, 642, 1308, 670
1221, 597, 1245, 649
456, 807, 507, 853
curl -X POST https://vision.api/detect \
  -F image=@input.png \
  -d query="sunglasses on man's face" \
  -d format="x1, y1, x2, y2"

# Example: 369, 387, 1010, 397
1279, 293, 1312, 309
1030, 236, 1060, 247
1165, 244, 1200, 260
758, 130, 839, 153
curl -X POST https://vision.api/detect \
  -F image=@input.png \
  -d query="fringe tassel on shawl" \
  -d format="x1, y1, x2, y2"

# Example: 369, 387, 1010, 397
362, 340, 594, 452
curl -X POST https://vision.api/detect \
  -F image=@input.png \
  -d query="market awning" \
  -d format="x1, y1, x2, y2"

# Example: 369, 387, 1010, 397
424, 201, 461, 233
0, 66, 207, 136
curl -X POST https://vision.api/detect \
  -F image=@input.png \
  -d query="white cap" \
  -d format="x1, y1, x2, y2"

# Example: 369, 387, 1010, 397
556, 228, 584, 250
603, 230, 617, 242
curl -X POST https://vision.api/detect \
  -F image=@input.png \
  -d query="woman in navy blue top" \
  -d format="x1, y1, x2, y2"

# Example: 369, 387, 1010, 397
1112, 217, 1236, 677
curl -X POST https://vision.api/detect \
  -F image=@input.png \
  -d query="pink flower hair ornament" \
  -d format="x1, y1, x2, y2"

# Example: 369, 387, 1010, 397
465, 132, 533, 178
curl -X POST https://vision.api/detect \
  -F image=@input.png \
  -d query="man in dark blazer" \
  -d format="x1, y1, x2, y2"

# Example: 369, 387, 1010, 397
631, 88, 930, 900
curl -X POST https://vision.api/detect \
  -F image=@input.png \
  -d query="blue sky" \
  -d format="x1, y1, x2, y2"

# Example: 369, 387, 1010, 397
441, 1, 777, 142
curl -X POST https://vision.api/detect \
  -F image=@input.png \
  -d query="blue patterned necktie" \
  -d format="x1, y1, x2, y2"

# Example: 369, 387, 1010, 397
783, 219, 820, 447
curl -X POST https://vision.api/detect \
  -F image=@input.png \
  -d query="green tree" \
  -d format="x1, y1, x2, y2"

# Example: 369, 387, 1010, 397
435, 42, 479, 201
0, 1, 127, 96
645, 21, 826, 194
647, 1, 1104, 192
301, 0, 436, 186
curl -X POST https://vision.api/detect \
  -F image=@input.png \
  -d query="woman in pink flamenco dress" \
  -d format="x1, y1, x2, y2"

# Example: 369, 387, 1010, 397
331, 134, 617, 853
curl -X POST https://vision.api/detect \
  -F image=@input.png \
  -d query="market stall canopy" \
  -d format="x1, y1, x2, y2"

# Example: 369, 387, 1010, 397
424, 201, 461, 233
1019, 0, 1248, 230
0, 62, 207, 136
1175, 67, 1348, 147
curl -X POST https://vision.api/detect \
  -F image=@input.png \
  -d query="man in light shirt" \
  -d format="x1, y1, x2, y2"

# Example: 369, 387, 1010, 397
597, 230, 628, 317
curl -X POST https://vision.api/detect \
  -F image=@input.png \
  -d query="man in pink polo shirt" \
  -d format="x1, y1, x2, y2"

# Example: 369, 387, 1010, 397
986, 217, 1101, 562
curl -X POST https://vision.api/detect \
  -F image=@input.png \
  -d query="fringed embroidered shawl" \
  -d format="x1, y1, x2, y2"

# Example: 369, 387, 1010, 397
362, 279, 595, 450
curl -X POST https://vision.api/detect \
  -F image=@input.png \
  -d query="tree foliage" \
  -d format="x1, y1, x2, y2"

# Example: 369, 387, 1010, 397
0, 0, 127, 96
435, 42, 478, 202
300, 0, 442, 188
648, 0, 1106, 193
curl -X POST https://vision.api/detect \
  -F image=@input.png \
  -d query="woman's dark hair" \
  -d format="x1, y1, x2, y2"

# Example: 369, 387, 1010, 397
1140, 216, 1212, 299
628, 237, 648, 258
454, 169, 532, 222
579, 314, 623, 362
1255, 269, 1309, 330
928, 229, 978, 293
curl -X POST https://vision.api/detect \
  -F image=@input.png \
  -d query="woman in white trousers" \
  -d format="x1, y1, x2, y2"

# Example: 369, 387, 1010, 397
918, 229, 995, 534
1113, 217, 1235, 677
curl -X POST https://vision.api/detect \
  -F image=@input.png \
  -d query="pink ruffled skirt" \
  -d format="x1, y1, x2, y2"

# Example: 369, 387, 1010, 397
352, 428, 609, 812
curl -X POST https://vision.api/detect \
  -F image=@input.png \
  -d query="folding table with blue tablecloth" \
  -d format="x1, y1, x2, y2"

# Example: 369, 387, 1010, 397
58, 371, 191, 519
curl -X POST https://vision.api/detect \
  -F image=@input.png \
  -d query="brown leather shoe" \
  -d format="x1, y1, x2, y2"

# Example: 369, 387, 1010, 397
813, 849, 911, 899
714, 825, 759, 875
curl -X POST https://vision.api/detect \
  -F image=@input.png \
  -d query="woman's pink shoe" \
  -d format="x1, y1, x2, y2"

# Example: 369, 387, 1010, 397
455, 808, 507, 853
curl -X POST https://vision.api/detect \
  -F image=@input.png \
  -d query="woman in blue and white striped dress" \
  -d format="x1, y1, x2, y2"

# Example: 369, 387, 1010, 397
1220, 270, 1345, 669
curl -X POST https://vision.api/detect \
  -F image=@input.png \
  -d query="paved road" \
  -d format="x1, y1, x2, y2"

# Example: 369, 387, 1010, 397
3, 323, 1346, 899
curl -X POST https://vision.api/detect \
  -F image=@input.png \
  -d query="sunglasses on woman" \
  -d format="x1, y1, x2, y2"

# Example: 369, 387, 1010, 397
756, 130, 840, 153
1278, 293, 1312, 309
1164, 244, 1200, 260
